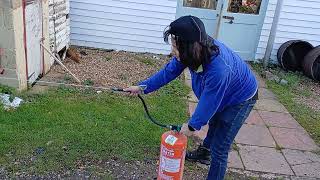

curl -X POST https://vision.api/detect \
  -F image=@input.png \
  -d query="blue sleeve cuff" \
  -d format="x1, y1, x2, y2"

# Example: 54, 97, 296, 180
188, 120, 202, 131
137, 82, 149, 94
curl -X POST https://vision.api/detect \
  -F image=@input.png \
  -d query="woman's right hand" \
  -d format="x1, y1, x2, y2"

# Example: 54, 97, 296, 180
123, 86, 143, 96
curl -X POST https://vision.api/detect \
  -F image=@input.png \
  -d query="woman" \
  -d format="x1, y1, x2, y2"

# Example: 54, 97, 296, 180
124, 15, 258, 180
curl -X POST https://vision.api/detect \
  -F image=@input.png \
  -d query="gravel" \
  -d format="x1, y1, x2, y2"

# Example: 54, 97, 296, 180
43, 47, 171, 88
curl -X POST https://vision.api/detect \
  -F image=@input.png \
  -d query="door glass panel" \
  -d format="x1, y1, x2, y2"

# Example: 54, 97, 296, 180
183, 0, 218, 10
228, 0, 262, 14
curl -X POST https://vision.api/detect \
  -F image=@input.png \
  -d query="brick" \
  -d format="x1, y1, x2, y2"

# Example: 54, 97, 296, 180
227, 150, 244, 169
245, 110, 265, 126
255, 99, 288, 112
258, 111, 303, 129
238, 145, 293, 175
235, 124, 276, 147
270, 127, 319, 151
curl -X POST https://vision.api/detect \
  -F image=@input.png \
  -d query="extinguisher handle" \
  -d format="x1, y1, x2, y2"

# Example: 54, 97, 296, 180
170, 125, 182, 132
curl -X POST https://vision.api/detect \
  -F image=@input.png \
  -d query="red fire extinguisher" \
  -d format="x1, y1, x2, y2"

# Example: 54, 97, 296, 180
111, 89, 188, 179
158, 131, 187, 180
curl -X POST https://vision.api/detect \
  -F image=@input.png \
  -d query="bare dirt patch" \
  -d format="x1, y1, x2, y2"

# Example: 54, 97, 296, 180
43, 47, 170, 88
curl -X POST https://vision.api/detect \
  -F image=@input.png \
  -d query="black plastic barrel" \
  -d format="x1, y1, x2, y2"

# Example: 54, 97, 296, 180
303, 46, 320, 81
277, 40, 314, 72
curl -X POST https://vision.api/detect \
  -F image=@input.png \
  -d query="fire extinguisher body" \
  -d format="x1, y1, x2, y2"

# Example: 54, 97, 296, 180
157, 131, 188, 180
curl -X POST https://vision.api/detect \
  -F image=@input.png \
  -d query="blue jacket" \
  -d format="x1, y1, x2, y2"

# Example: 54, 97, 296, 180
139, 40, 258, 130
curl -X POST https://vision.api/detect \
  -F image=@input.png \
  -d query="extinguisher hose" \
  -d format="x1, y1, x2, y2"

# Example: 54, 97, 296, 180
137, 94, 170, 129
112, 88, 182, 132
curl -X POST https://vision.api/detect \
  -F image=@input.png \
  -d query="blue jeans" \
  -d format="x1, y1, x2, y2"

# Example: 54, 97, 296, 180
203, 99, 256, 180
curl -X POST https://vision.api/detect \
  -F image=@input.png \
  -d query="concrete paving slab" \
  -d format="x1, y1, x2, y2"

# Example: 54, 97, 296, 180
228, 150, 244, 169
259, 88, 277, 100
236, 124, 276, 147
188, 102, 197, 116
238, 145, 293, 175
245, 110, 265, 126
270, 127, 319, 151
282, 149, 320, 165
292, 162, 320, 178
255, 99, 288, 113
259, 111, 303, 129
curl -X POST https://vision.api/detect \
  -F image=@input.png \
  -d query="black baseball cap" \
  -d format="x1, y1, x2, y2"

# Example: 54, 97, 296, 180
167, 15, 208, 43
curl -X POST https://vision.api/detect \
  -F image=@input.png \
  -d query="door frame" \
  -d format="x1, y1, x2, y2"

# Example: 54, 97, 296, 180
175, 0, 270, 60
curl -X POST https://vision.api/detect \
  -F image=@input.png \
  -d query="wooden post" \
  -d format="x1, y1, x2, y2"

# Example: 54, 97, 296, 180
263, 0, 284, 68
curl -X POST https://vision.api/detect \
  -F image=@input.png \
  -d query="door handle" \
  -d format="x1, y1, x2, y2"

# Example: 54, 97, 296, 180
222, 16, 234, 24
222, 16, 234, 20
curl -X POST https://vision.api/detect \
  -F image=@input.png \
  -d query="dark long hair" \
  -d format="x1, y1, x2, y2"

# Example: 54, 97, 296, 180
164, 30, 219, 71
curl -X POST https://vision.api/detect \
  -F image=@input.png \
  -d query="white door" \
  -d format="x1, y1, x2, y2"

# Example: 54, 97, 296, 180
25, 0, 43, 83
217, 0, 269, 60
176, 0, 222, 37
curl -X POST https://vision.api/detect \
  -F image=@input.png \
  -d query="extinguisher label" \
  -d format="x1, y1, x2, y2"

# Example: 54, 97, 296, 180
165, 135, 178, 146
160, 156, 181, 173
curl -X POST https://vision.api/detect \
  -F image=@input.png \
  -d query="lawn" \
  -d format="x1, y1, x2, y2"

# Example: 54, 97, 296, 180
251, 63, 320, 146
0, 80, 190, 176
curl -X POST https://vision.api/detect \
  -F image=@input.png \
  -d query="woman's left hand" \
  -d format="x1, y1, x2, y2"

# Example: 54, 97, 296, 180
180, 123, 194, 137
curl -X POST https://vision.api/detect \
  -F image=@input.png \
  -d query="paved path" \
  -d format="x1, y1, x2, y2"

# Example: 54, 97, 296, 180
184, 69, 320, 179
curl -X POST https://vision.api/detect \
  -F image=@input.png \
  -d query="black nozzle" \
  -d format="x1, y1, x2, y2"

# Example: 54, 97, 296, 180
170, 125, 182, 132
112, 88, 124, 92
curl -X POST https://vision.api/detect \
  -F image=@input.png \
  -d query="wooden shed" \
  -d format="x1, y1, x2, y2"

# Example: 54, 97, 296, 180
0, 0, 70, 90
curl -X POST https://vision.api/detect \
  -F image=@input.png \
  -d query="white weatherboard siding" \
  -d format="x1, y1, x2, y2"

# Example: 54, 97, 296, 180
256, 0, 320, 63
49, 0, 70, 54
69, 0, 177, 54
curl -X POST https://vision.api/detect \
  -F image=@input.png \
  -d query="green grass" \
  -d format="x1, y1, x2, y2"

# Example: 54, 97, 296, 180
251, 63, 320, 145
83, 79, 94, 86
0, 79, 189, 175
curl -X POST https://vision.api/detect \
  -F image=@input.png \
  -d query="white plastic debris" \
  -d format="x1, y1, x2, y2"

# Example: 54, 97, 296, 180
0, 93, 23, 110
153, 55, 160, 60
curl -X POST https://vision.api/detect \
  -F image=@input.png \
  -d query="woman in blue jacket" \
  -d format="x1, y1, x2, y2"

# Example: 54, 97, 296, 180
125, 15, 258, 180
